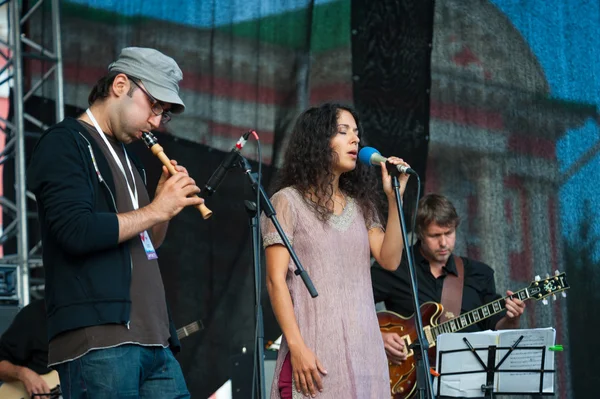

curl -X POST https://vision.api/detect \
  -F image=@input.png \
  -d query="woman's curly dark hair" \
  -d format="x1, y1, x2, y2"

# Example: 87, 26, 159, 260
273, 103, 382, 223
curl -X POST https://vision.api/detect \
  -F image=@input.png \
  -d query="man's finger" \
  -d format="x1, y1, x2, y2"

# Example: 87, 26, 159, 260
163, 171, 188, 185
389, 355, 405, 365
390, 334, 405, 347
385, 345, 405, 358
384, 335, 405, 351
385, 348, 406, 363
384, 340, 404, 351
506, 300, 523, 316
169, 175, 196, 190
174, 165, 188, 174
514, 299, 525, 307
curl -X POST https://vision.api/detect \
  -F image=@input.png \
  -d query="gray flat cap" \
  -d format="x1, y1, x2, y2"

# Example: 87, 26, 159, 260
109, 47, 185, 114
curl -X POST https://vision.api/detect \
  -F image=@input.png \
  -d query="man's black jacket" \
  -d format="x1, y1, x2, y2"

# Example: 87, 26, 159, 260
27, 117, 180, 352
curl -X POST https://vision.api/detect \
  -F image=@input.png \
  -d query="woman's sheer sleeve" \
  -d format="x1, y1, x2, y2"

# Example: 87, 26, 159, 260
365, 202, 384, 232
260, 190, 297, 248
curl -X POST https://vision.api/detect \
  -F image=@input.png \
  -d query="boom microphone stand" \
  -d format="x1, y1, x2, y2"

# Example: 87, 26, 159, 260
388, 166, 435, 399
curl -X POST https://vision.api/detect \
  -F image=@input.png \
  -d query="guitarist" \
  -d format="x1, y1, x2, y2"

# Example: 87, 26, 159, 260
371, 194, 526, 367
0, 299, 53, 398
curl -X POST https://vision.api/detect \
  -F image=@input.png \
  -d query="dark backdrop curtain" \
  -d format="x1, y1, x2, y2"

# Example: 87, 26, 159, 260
351, 0, 434, 220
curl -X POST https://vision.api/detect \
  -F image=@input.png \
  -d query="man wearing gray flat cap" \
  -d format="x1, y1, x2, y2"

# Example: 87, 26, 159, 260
28, 47, 202, 398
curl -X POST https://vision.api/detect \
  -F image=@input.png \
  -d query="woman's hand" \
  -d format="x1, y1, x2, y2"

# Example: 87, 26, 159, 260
290, 344, 328, 397
380, 156, 411, 198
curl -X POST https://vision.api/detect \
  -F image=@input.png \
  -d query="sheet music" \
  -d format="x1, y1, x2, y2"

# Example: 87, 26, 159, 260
496, 327, 555, 393
435, 328, 556, 397
435, 332, 498, 398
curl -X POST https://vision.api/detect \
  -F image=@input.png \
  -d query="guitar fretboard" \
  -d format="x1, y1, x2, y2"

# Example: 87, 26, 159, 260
431, 289, 529, 338
177, 321, 203, 339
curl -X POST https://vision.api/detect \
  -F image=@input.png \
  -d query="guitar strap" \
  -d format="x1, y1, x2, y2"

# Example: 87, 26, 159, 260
439, 255, 464, 323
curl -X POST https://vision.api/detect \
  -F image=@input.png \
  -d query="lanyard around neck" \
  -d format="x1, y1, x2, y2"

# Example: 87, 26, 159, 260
86, 109, 139, 210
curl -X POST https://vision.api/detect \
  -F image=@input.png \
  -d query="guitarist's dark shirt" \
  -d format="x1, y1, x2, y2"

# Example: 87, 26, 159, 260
0, 299, 51, 375
371, 242, 505, 331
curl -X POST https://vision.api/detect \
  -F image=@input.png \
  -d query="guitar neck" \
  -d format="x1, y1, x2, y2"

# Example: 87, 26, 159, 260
432, 288, 530, 338
177, 321, 201, 339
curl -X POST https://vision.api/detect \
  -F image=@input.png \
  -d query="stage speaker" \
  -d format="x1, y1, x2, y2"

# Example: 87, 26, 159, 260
230, 350, 277, 398
230, 351, 252, 398
0, 305, 20, 335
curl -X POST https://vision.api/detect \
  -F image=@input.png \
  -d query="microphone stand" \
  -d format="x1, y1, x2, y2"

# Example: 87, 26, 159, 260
244, 199, 267, 399
389, 168, 435, 399
237, 154, 319, 399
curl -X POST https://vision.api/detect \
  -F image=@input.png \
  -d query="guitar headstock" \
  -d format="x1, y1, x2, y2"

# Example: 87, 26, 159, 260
527, 271, 570, 303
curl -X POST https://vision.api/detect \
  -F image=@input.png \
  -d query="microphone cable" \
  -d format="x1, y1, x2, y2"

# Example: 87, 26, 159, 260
249, 130, 263, 399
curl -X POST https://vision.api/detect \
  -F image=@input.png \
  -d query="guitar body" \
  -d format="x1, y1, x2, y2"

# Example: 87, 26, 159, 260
378, 303, 443, 399
0, 370, 60, 398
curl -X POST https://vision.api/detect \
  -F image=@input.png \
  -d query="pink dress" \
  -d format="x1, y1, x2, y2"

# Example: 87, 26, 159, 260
261, 187, 389, 399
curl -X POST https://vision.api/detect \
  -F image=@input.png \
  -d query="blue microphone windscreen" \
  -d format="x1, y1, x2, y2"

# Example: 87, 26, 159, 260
358, 146, 380, 166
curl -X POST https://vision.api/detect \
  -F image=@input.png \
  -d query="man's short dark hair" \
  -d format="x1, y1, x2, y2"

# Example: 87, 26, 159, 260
415, 193, 461, 239
88, 71, 140, 105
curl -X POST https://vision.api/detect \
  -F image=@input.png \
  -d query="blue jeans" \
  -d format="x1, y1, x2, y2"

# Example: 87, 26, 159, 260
54, 344, 190, 399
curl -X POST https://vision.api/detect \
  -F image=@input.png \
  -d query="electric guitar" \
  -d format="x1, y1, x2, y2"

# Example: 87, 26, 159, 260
378, 272, 570, 399
0, 319, 204, 399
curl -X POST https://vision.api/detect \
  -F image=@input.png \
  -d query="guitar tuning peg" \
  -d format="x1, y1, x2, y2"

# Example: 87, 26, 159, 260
542, 299, 548, 305
554, 270, 560, 276
545, 273, 550, 279
562, 292, 567, 298
552, 294, 557, 301
535, 275, 541, 282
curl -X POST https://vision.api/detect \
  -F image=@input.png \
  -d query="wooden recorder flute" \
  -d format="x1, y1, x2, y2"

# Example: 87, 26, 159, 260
141, 132, 213, 220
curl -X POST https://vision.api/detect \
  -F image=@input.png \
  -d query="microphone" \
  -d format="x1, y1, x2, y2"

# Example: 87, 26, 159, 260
204, 131, 252, 196
358, 146, 417, 175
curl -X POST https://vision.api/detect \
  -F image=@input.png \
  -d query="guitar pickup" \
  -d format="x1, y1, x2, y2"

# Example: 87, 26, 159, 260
401, 334, 414, 357
424, 325, 435, 347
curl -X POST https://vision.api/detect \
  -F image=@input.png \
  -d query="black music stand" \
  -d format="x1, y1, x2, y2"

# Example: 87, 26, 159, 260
436, 333, 555, 398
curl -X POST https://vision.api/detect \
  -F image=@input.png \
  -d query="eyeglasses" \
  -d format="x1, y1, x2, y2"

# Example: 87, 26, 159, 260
129, 78, 172, 124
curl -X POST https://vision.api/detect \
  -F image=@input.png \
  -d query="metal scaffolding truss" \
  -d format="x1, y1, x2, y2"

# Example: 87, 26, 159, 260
0, 0, 63, 306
